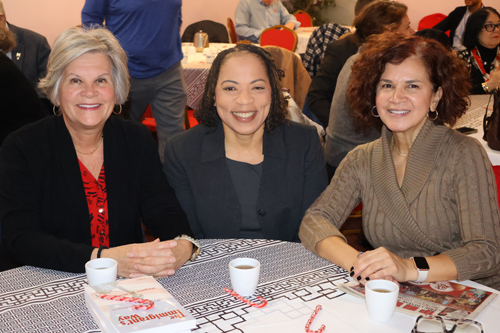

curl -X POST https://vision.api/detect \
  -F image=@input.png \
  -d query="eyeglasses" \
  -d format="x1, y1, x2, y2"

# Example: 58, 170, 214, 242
411, 315, 484, 333
484, 23, 500, 32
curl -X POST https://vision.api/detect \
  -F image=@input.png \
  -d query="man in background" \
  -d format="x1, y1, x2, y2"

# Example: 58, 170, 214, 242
235, 0, 300, 43
0, 0, 51, 114
82, 0, 187, 164
433, 0, 483, 51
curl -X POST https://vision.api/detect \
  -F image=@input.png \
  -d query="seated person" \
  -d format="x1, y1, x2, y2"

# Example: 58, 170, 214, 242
0, 21, 44, 147
0, 1, 52, 114
433, 0, 484, 51
458, 7, 500, 94
300, 34, 500, 290
164, 44, 327, 241
235, 0, 300, 44
305, 0, 414, 127
0, 27, 199, 277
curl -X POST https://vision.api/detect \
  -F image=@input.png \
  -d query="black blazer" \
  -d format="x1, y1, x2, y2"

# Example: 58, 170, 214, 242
305, 34, 360, 127
433, 6, 467, 47
0, 116, 192, 272
0, 53, 44, 146
164, 121, 328, 241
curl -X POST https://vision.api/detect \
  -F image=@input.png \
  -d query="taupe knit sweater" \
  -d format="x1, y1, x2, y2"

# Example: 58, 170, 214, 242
300, 119, 500, 290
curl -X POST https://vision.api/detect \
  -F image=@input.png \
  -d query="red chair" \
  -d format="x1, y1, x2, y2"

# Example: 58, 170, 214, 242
141, 105, 192, 133
227, 18, 237, 43
492, 165, 500, 209
293, 10, 312, 28
418, 13, 448, 36
259, 25, 298, 52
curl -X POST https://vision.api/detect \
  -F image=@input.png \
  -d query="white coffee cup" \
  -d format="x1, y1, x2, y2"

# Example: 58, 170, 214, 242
229, 258, 260, 297
365, 280, 399, 321
187, 46, 197, 56
85, 258, 117, 288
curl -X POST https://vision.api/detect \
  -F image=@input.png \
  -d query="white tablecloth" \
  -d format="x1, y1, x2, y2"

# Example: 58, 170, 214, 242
0, 239, 499, 332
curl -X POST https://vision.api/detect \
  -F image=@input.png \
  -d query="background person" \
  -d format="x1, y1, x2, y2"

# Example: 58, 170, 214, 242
300, 34, 500, 290
82, 0, 187, 164
235, 0, 300, 44
0, 27, 198, 277
433, 0, 484, 51
458, 7, 500, 94
164, 44, 327, 241
305, 0, 413, 128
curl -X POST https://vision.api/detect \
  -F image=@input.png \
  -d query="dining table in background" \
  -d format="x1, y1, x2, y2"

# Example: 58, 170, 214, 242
0, 238, 499, 333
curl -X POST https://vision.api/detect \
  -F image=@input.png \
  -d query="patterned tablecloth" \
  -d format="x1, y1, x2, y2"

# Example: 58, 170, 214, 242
1, 239, 499, 332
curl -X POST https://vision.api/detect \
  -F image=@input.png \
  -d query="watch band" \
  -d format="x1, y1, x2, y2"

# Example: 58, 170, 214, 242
410, 257, 429, 283
174, 235, 201, 262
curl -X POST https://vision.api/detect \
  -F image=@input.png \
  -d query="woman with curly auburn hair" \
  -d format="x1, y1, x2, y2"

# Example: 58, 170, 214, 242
300, 34, 500, 290
164, 44, 327, 241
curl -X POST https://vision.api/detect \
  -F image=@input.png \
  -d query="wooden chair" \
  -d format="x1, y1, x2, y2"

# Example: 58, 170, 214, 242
259, 25, 298, 52
293, 10, 312, 28
227, 18, 237, 43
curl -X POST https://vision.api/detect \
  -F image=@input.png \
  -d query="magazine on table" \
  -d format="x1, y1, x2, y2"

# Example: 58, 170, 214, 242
339, 280, 497, 321
84, 276, 196, 333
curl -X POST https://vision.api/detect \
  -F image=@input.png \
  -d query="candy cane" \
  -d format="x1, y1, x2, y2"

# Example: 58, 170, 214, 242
223, 287, 267, 308
305, 305, 325, 333
100, 294, 155, 310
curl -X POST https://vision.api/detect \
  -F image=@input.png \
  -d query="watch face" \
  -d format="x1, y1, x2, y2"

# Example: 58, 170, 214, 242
414, 257, 430, 270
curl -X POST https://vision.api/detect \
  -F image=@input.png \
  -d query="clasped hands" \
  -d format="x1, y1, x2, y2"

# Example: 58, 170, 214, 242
350, 247, 418, 285
101, 238, 193, 279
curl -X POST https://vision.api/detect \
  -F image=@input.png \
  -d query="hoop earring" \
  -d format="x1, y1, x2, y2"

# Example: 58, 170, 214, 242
371, 106, 379, 118
53, 105, 62, 117
113, 105, 122, 115
427, 109, 438, 121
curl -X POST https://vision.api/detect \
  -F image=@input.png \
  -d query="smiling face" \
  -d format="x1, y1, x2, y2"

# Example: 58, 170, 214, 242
58, 52, 115, 133
215, 53, 271, 139
375, 57, 442, 138
478, 11, 500, 49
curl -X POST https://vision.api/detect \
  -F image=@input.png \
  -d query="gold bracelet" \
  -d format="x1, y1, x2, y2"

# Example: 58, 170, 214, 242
482, 82, 490, 93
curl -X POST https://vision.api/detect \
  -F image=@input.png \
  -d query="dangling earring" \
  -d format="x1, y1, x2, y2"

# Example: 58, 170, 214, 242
427, 109, 438, 121
53, 105, 62, 117
113, 105, 122, 115
371, 106, 379, 118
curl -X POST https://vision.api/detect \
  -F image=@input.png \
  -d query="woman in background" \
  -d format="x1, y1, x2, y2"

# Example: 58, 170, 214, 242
164, 44, 327, 241
0, 27, 199, 276
459, 7, 500, 94
300, 34, 500, 290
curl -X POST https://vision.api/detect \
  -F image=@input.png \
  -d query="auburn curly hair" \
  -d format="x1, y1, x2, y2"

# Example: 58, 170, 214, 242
347, 34, 471, 130
194, 44, 287, 131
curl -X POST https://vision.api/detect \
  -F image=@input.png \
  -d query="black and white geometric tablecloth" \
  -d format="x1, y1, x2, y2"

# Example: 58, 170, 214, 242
0, 239, 349, 332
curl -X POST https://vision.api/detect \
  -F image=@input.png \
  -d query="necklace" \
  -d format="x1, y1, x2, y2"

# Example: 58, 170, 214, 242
74, 135, 103, 155
391, 138, 409, 157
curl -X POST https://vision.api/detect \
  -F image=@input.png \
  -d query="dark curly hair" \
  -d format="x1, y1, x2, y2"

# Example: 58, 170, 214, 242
194, 44, 287, 131
347, 34, 471, 130
463, 7, 500, 50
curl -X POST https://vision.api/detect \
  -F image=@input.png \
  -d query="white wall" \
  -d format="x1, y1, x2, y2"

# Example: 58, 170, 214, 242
2, 0, 497, 46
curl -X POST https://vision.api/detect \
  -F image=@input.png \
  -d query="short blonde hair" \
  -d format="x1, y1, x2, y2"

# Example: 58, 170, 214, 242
39, 27, 129, 105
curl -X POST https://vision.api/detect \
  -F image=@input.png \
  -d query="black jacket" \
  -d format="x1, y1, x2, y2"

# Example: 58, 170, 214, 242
432, 6, 468, 47
0, 116, 192, 272
164, 121, 328, 241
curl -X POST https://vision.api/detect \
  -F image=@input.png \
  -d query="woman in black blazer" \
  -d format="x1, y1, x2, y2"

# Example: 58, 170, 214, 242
0, 27, 199, 276
164, 44, 328, 241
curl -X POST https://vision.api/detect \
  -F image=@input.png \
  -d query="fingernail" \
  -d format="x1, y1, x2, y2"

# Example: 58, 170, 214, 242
365, 277, 370, 281
350, 266, 354, 272
350, 271, 355, 277
133, 265, 138, 270
168, 270, 175, 275
127, 252, 134, 257
357, 276, 362, 281
130, 274, 137, 278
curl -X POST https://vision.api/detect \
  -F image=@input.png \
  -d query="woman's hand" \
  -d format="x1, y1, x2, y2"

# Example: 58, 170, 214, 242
486, 70, 500, 92
351, 247, 417, 284
101, 238, 193, 278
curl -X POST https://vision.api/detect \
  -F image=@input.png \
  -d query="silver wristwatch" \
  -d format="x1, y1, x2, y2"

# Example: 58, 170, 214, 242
174, 235, 201, 262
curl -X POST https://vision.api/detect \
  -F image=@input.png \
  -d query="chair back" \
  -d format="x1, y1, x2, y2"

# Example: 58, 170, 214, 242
293, 10, 312, 28
182, 20, 229, 43
227, 18, 237, 43
260, 25, 298, 52
418, 13, 448, 34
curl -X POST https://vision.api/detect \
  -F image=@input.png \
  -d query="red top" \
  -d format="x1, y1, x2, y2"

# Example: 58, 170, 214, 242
79, 160, 109, 248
